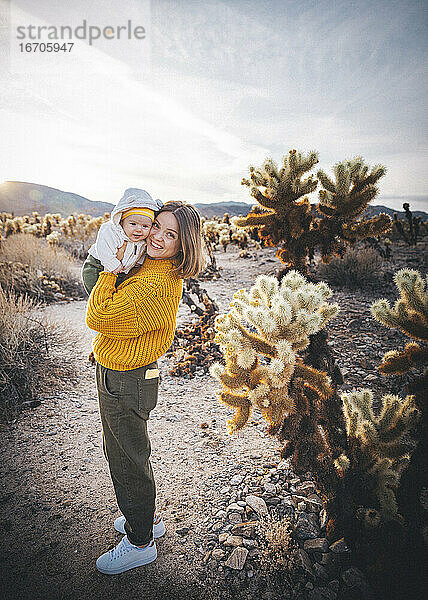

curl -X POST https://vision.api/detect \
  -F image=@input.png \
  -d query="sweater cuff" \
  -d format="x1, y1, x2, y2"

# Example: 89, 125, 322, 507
99, 271, 118, 280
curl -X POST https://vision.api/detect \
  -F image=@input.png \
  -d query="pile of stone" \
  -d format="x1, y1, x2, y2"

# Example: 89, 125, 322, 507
202, 459, 373, 600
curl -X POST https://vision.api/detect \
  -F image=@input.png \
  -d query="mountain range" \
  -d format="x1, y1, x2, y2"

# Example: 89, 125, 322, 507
0, 181, 426, 221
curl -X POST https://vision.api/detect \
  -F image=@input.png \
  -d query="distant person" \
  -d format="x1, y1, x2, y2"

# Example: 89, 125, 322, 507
81, 188, 163, 295
86, 200, 204, 574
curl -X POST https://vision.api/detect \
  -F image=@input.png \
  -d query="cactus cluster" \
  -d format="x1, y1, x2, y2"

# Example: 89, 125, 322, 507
236, 151, 391, 274
210, 271, 338, 433
337, 389, 419, 522
202, 217, 251, 252
371, 269, 427, 394
0, 211, 108, 259
392, 203, 423, 246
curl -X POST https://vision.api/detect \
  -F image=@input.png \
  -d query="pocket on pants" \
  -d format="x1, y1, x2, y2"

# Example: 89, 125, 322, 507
121, 363, 159, 419
137, 376, 159, 417
97, 364, 124, 398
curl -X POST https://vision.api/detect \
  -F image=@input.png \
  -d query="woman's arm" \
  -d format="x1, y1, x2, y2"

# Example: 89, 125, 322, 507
85, 271, 177, 338
86, 272, 154, 338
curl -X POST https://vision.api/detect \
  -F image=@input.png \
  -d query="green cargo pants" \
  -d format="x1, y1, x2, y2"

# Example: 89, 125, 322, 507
81, 255, 127, 295
95, 361, 159, 546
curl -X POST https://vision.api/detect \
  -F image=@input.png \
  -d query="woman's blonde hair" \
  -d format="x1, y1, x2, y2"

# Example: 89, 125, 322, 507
157, 201, 205, 279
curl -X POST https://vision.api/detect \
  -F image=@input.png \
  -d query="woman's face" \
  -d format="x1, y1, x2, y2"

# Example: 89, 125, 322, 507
146, 211, 181, 259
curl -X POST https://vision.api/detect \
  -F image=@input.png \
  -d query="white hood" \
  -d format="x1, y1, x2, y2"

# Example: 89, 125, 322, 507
110, 188, 163, 226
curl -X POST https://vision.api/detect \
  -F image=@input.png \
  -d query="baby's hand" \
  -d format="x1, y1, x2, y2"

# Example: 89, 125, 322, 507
112, 263, 124, 274
116, 241, 128, 262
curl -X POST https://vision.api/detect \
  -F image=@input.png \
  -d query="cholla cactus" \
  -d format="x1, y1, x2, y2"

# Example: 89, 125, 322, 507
210, 271, 338, 432
316, 156, 391, 262
237, 150, 391, 274
392, 203, 422, 246
237, 150, 318, 273
370, 269, 427, 400
338, 389, 419, 521
46, 231, 61, 248
370, 268, 427, 561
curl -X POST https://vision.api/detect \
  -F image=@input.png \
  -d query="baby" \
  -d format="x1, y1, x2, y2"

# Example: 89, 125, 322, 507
81, 188, 162, 295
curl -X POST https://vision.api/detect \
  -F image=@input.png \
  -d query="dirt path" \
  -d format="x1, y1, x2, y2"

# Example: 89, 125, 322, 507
0, 248, 280, 600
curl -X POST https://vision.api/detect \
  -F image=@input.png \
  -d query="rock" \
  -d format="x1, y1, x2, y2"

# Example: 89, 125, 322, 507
328, 580, 339, 593
242, 538, 257, 549
303, 538, 330, 553
211, 548, 225, 561
292, 494, 309, 506
297, 549, 315, 577
263, 482, 276, 495
215, 510, 227, 518
319, 508, 328, 530
245, 495, 268, 517
341, 566, 372, 598
227, 512, 242, 524
265, 496, 281, 506
296, 481, 316, 494
218, 532, 229, 544
210, 521, 224, 533
306, 499, 322, 513
220, 486, 230, 495
298, 501, 307, 512
227, 503, 245, 514
306, 588, 337, 600
320, 552, 339, 575
295, 512, 320, 540
225, 535, 243, 547
176, 527, 189, 536
313, 562, 329, 580
329, 538, 350, 553
224, 547, 249, 570
230, 521, 258, 538
230, 474, 245, 486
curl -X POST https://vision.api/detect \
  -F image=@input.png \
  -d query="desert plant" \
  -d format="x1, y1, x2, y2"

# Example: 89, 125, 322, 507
370, 268, 427, 579
257, 514, 300, 587
0, 288, 78, 421
236, 150, 391, 275
0, 234, 84, 301
211, 273, 423, 598
316, 246, 384, 288
210, 271, 338, 433
393, 203, 422, 246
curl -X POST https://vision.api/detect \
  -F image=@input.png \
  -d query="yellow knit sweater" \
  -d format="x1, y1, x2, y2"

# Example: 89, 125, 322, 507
85, 258, 183, 371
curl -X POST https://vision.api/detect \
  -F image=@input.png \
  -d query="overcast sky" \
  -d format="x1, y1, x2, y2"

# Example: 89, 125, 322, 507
0, 0, 427, 211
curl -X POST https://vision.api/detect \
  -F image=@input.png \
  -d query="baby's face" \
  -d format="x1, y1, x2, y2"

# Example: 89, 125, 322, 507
121, 214, 153, 242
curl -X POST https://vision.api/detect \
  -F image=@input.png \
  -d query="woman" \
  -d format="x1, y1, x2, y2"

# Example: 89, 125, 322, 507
86, 201, 204, 575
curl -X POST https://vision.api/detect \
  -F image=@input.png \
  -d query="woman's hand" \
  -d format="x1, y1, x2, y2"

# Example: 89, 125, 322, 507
116, 241, 128, 262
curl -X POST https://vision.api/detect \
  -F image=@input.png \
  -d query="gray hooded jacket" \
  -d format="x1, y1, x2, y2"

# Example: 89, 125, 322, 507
88, 188, 163, 273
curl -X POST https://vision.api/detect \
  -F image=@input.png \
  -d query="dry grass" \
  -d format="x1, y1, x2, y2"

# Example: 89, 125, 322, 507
0, 234, 84, 301
256, 514, 300, 584
0, 287, 79, 422
316, 246, 384, 288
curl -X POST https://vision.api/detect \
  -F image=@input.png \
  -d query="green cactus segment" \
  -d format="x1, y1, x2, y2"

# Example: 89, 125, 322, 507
371, 269, 428, 388
210, 271, 338, 433
237, 150, 391, 274
339, 389, 419, 521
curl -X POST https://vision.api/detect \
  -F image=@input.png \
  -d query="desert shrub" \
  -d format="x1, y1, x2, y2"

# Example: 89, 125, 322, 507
316, 246, 384, 288
0, 288, 78, 421
257, 515, 300, 585
0, 234, 84, 301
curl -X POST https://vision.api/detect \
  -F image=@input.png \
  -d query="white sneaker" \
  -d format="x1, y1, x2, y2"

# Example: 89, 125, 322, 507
114, 514, 166, 538
96, 536, 157, 574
